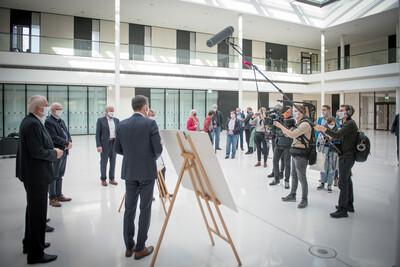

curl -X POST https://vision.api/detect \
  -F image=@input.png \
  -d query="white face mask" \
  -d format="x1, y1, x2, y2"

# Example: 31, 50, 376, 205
322, 111, 328, 116
328, 124, 335, 129
149, 116, 155, 120
55, 110, 63, 118
145, 106, 150, 117
40, 106, 51, 117
231, 114, 235, 119
293, 111, 299, 119
107, 112, 114, 118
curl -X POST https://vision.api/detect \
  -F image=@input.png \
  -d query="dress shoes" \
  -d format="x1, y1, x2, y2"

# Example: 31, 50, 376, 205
23, 243, 50, 254
255, 162, 261, 167
245, 151, 253, 154
269, 180, 280, 186
281, 194, 296, 202
46, 218, 50, 223
267, 172, 274, 178
57, 195, 72, 202
330, 209, 348, 218
263, 162, 267, 168
134, 246, 154, 260
101, 181, 108, 186
109, 180, 118, 185
335, 205, 354, 213
27, 253, 57, 264
49, 199, 61, 207
45, 224, 54, 233
125, 244, 136, 257
216, 147, 221, 150
284, 181, 290, 189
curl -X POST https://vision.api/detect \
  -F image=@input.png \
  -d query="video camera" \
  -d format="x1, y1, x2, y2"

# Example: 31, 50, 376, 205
264, 107, 296, 129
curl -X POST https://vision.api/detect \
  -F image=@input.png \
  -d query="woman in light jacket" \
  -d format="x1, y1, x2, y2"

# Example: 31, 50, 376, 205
249, 108, 269, 167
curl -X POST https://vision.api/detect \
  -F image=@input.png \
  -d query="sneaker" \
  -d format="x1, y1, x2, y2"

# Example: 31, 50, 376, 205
327, 185, 332, 193
269, 180, 280, 186
281, 194, 296, 202
284, 181, 290, 189
245, 151, 253, 154
225, 156, 229, 159
335, 205, 354, 213
231, 156, 235, 159
317, 183, 325, 190
298, 199, 308, 208
216, 147, 222, 150
330, 209, 348, 218
267, 172, 274, 178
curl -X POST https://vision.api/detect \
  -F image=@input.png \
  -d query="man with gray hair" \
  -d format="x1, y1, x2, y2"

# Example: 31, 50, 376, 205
45, 103, 72, 207
16, 95, 63, 264
211, 104, 224, 150
96, 106, 120, 186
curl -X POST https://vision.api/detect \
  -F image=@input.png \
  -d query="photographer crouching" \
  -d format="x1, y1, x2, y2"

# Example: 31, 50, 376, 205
274, 105, 311, 209
269, 108, 294, 189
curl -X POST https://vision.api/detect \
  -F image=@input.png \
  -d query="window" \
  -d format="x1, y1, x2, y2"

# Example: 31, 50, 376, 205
165, 89, 179, 129
150, 89, 165, 129
4, 84, 25, 136
180, 90, 192, 130
88, 87, 106, 134
69, 86, 88, 134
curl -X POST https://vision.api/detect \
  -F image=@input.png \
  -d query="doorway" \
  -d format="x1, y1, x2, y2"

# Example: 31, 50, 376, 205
374, 102, 396, 130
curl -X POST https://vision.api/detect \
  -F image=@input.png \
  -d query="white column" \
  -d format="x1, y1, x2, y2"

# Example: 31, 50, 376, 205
238, 14, 243, 109
114, 0, 120, 117
340, 35, 345, 70
321, 31, 325, 107
340, 91, 344, 105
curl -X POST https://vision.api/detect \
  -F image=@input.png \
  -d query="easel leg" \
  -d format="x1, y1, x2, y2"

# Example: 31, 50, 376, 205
118, 193, 126, 213
150, 159, 187, 267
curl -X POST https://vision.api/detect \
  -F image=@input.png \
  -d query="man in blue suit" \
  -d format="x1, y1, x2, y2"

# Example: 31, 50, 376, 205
95, 106, 119, 186
114, 95, 163, 260
45, 103, 72, 207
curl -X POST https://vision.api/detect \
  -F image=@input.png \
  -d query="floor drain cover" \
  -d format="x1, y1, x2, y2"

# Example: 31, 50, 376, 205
309, 246, 337, 259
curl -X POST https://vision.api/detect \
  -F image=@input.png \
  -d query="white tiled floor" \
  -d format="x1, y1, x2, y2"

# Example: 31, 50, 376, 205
0, 130, 399, 267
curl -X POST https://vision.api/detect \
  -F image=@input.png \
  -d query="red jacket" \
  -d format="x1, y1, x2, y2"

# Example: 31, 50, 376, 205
187, 117, 199, 131
203, 115, 213, 132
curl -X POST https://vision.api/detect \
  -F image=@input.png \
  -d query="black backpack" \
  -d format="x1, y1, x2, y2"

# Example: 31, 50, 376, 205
355, 131, 371, 162
297, 120, 317, 166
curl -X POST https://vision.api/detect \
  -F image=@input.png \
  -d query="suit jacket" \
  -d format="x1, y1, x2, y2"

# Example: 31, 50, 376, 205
391, 114, 399, 136
114, 113, 163, 181
45, 115, 72, 155
95, 116, 120, 148
16, 113, 58, 185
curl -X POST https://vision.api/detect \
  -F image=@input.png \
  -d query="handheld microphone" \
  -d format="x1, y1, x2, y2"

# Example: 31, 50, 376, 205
206, 26, 234, 47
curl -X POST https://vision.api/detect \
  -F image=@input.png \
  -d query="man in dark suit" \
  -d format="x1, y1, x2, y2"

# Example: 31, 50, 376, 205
243, 107, 254, 154
16, 95, 63, 264
391, 113, 399, 162
96, 106, 119, 186
45, 103, 72, 207
115, 95, 163, 260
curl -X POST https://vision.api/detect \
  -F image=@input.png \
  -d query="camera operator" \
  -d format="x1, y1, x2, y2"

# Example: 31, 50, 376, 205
267, 104, 285, 179
275, 105, 311, 209
249, 108, 268, 167
269, 108, 293, 189
314, 104, 358, 218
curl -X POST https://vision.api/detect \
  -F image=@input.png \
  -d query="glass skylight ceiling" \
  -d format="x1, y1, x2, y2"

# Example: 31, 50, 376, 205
295, 0, 339, 7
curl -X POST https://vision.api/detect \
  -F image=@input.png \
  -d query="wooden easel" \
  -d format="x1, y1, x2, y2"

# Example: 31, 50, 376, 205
150, 132, 242, 267
117, 166, 172, 215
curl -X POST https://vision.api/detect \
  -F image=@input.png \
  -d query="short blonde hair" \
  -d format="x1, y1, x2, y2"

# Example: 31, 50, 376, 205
190, 109, 197, 117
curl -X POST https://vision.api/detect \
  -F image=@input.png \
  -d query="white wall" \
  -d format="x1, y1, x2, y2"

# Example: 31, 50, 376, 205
252, 41, 265, 59
350, 37, 387, 56
151, 27, 176, 63
344, 92, 360, 125
107, 86, 135, 120
293, 93, 322, 118
40, 13, 74, 55
0, 8, 10, 51
242, 91, 257, 111
195, 32, 217, 66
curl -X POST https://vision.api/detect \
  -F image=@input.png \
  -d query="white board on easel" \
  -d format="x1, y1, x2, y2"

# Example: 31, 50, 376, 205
160, 130, 238, 212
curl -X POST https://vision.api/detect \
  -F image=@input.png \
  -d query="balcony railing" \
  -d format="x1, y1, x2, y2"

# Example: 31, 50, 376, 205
1, 33, 398, 74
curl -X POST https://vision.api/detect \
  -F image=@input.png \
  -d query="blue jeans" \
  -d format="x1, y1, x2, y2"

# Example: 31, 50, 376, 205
320, 150, 336, 185
215, 126, 221, 148
49, 151, 67, 200
207, 130, 214, 145
226, 134, 239, 157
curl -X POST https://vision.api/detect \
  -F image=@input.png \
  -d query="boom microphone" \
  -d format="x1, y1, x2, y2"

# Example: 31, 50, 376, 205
206, 26, 234, 47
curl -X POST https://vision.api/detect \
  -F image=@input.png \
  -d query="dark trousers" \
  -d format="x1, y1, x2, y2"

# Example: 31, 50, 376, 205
271, 137, 284, 174
48, 152, 67, 200
245, 128, 253, 152
236, 127, 244, 149
255, 132, 268, 162
291, 156, 308, 200
338, 156, 356, 211
273, 146, 291, 182
123, 179, 155, 251
23, 183, 48, 261
396, 134, 399, 161
100, 140, 116, 181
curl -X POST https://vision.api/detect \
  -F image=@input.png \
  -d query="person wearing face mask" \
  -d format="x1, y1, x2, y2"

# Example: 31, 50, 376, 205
235, 107, 245, 151
147, 109, 156, 120
204, 110, 215, 144
275, 105, 311, 209
45, 103, 72, 207
316, 117, 339, 193
225, 111, 241, 159
114, 95, 163, 259
16, 95, 63, 264
96, 106, 120, 186
187, 109, 200, 131
249, 108, 269, 167
315, 104, 358, 218
243, 107, 254, 154
211, 104, 224, 150
316, 105, 340, 141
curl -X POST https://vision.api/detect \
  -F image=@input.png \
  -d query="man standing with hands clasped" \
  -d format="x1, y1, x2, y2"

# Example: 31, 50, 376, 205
96, 106, 119, 186
315, 104, 358, 218
115, 95, 163, 260
45, 103, 72, 207
16, 95, 63, 264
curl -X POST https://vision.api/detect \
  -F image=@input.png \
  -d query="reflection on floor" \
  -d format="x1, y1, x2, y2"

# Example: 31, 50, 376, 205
0, 130, 398, 267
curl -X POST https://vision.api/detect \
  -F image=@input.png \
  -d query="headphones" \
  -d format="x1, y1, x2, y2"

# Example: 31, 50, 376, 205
346, 105, 354, 116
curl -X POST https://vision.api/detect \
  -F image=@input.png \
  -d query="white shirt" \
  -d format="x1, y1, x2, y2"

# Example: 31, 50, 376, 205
107, 116, 116, 139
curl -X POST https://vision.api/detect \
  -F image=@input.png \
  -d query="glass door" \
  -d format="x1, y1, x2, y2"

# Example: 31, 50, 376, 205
12, 25, 30, 52
375, 103, 396, 131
